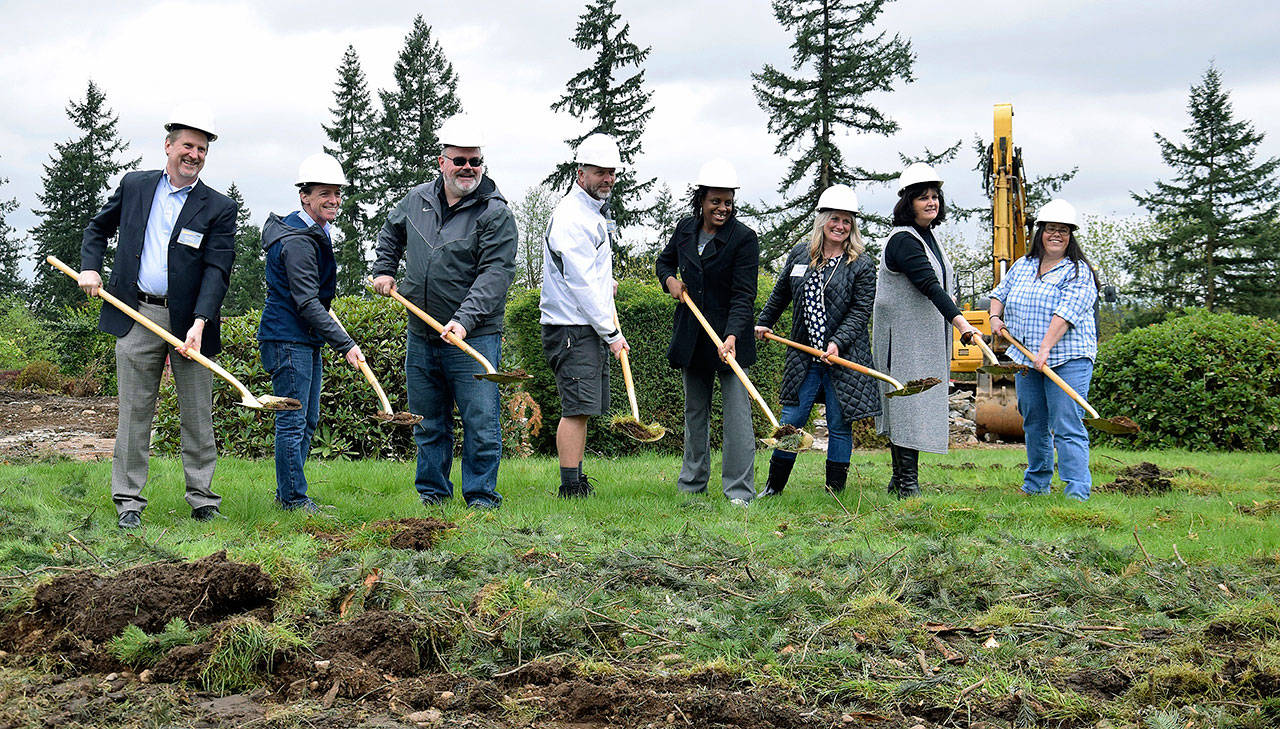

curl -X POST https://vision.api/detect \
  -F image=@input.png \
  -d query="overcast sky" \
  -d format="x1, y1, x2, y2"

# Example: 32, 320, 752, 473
3, 0, 1279, 275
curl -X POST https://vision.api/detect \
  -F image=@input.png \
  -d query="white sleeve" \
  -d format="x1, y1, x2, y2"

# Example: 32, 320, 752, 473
547, 216, 621, 343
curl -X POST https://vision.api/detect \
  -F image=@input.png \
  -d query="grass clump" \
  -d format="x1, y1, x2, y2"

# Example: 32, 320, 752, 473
972, 603, 1032, 628
109, 618, 210, 667
200, 617, 306, 695
1047, 505, 1119, 529
1133, 662, 1217, 703
1204, 597, 1280, 640
836, 591, 910, 642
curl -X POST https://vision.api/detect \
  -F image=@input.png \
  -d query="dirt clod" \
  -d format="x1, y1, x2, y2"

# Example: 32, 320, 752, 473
374, 517, 456, 551
906, 377, 942, 390
30, 551, 276, 642
312, 610, 427, 675
1103, 462, 1173, 495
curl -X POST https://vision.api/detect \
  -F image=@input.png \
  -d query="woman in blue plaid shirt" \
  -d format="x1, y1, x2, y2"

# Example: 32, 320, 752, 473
989, 199, 1101, 500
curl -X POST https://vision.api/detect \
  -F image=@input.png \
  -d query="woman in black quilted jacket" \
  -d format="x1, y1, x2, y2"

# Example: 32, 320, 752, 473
755, 185, 880, 496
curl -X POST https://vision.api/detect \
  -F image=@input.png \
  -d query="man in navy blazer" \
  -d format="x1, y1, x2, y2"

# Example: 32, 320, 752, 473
79, 106, 237, 529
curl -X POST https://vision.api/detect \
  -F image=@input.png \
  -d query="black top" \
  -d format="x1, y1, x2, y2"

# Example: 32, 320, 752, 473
884, 224, 961, 321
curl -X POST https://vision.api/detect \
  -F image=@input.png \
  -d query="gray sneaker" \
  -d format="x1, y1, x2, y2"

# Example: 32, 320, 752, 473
729, 498, 750, 508
117, 510, 142, 529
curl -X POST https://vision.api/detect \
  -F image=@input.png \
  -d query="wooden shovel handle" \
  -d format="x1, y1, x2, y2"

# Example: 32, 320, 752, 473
761, 331, 907, 391
329, 309, 394, 414
372, 277, 499, 376
679, 291, 780, 428
614, 313, 641, 420
964, 330, 1002, 365
999, 329, 1102, 419
47, 255, 257, 404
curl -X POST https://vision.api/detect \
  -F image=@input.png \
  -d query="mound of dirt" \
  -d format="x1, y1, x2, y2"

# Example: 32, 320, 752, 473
312, 610, 426, 676
1104, 462, 1173, 495
31, 551, 276, 642
374, 517, 456, 551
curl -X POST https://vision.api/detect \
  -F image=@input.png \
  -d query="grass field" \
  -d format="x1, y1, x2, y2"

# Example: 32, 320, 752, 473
1, 446, 1278, 728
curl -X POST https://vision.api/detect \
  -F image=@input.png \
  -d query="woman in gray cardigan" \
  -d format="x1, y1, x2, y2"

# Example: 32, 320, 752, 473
872, 164, 981, 498
755, 185, 880, 496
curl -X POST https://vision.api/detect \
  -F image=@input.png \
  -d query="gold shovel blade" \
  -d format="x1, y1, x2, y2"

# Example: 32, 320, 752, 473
1084, 416, 1140, 435
373, 411, 424, 426
244, 395, 302, 411
885, 377, 944, 398
979, 363, 1027, 376
472, 369, 532, 384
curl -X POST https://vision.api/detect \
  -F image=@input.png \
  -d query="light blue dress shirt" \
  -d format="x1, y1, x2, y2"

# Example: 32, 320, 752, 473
138, 174, 195, 296
295, 208, 330, 239
989, 256, 1098, 368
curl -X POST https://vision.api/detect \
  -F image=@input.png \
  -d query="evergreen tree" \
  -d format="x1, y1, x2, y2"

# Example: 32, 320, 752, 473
644, 182, 683, 255
29, 81, 138, 312
223, 183, 264, 316
1130, 64, 1280, 314
370, 15, 461, 235
751, 0, 914, 263
323, 45, 376, 296
0, 163, 23, 298
544, 0, 656, 246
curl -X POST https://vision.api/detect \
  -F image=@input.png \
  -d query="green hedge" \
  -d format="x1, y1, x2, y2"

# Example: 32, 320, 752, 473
504, 278, 792, 456
155, 297, 417, 460
1091, 309, 1280, 451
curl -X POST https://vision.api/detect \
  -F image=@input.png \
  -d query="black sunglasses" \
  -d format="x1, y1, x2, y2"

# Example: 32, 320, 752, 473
445, 156, 484, 168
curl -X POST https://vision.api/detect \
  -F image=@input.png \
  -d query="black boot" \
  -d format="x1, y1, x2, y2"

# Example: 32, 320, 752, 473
761, 455, 794, 497
825, 460, 849, 493
895, 446, 920, 499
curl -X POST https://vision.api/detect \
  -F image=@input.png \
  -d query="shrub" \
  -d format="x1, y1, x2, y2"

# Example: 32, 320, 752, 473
155, 296, 418, 460
14, 360, 66, 391
0, 297, 56, 371
1091, 309, 1280, 451
45, 300, 117, 396
504, 278, 792, 455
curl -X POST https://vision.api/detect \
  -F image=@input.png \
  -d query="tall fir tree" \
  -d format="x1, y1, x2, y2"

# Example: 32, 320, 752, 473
544, 0, 656, 249
0, 163, 23, 298
644, 182, 683, 255
1130, 64, 1280, 314
222, 183, 264, 316
751, 0, 914, 263
323, 45, 376, 296
29, 80, 138, 312
371, 15, 461, 236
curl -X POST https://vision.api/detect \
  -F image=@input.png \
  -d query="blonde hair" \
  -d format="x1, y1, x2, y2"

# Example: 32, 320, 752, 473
807, 210, 864, 269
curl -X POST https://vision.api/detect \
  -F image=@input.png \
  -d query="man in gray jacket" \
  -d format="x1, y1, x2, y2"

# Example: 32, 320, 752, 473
371, 115, 517, 509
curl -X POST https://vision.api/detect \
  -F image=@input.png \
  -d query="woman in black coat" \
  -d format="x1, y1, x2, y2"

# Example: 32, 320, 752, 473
655, 159, 760, 505
755, 185, 879, 496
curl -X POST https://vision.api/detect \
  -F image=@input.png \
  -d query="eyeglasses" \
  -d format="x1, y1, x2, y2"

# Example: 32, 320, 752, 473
1044, 226, 1071, 238
446, 156, 484, 168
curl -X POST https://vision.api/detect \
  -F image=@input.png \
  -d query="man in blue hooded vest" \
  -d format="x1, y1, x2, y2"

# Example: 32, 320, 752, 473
257, 153, 365, 513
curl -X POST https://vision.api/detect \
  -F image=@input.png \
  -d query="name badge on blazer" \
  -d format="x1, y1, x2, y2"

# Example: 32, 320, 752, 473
176, 228, 204, 249
790, 264, 808, 278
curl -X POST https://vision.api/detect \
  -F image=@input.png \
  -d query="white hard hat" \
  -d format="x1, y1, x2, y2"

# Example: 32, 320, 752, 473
695, 158, 740, 189
1036, 198, 1079, 231
437, 114, 486, 149
816, 184, 859, 214
295, 153, 348, 187
896, 162, 944, 196
165, 103, 218, 142
574, 133, 624, 170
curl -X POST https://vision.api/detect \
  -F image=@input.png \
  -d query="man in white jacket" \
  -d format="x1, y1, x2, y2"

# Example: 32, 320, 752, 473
540, 134, 630, 498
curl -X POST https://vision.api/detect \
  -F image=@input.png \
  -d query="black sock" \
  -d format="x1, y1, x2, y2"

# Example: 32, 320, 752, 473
560, 466, 581, 489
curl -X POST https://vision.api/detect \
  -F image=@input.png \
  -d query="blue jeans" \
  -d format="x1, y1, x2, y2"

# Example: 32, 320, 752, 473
406, 330, 502, 507
1016, 356, 1093, 500
774, 363, 851, 464
260, 341, 323, 508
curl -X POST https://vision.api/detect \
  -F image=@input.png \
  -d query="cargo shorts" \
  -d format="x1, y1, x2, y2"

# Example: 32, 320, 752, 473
541, 324, 610, 417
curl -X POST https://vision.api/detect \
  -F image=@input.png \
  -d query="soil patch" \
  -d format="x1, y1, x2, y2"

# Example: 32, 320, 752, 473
0, 387, 118, 460
376, 517, 456, 551
27, 550, 276, 642
1103, 462, 1173, 495
312, 610, 430, 675
1061, 667, 1133, 701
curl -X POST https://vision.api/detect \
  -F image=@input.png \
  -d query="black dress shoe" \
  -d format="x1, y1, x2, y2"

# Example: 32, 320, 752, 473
191, 505, 224, 521
117, 510, 142, 529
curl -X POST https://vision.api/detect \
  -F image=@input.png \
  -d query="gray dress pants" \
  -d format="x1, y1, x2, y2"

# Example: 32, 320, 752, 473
678, 368, 756, 501
111, 301, 219, 515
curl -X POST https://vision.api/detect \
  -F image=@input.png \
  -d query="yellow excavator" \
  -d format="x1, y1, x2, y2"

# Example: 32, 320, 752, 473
951, 103, 1029, 439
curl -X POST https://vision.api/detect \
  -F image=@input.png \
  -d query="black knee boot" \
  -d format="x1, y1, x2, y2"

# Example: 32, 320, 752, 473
886, 446, 899, 495
894, 445, 920, 499
762, 455, 795, 497
825, 460, 849, 493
